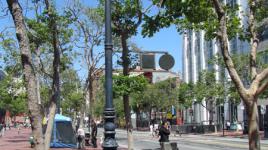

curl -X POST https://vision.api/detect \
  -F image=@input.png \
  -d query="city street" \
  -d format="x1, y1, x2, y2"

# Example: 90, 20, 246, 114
109, 129, 268, 150
0, 126, 268, 150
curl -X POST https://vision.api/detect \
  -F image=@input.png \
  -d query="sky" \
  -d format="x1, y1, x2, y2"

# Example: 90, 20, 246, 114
0, 0, 183, 79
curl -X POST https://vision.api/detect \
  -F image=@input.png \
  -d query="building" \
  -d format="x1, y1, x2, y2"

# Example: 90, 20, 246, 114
182, 0, 268, 128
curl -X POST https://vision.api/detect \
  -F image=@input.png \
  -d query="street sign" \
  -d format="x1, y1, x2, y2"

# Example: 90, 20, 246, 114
141, 54, 155, 69
159, 54, 175, 70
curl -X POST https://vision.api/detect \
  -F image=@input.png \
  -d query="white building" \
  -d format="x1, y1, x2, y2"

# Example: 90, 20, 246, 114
182, 0, 268, 126
152, 71, 179, 83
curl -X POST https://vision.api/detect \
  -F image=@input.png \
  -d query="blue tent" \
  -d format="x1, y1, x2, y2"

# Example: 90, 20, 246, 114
50, 114, 76, 148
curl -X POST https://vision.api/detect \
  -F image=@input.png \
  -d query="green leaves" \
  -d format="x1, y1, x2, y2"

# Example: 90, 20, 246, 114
0, 74, 27, 117
142, 0, 249, 41
109, 0, 142, 37
177, 82, 194, 108
113, 75, 148, 97
61, 68, 83, 114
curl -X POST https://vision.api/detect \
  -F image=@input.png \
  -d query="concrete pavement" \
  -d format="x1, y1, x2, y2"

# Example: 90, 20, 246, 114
1, 127, 267, 150
0, 127, 127, 150
113, 128, 268, 150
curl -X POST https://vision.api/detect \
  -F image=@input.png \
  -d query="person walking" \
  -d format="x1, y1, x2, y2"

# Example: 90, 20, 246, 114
0, 123, 3, 137
158, 120, 170, 150
150, 124, 154, 137
91, 120, 98, 148
77, 128, 85, 149
42, 116, 48, 134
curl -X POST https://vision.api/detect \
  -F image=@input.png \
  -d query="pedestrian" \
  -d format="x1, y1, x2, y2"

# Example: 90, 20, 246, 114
0, 123, 3, 137
226, 121, 231, 130
91, 119, 98, 148
77, 128, 85, 149
42, 116, 48, 134
150, 124, 154, 137
7, 123, 10, 130
158, 120, 170, 150
3, 122, 6, 131
1, 122, 5, 136
18, 123, 21, 134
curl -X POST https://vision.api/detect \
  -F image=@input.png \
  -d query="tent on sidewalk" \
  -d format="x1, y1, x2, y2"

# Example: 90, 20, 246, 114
50, 114, 76, 148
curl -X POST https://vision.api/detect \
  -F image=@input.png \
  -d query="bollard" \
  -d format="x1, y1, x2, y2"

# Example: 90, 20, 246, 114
162, 142, 179, 150
170, 142, 179, 150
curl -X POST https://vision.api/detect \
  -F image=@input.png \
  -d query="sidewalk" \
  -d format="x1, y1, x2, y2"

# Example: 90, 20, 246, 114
182, 130, 268, 146
203, 130, 266, 139
0, 127, 126, 150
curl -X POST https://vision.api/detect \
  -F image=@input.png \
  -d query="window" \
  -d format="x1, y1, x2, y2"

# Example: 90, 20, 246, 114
230, 38, 237, 54
227, 0, 237, 8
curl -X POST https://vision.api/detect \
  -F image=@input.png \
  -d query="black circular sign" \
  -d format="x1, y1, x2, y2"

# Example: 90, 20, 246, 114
159, 54, 175, 70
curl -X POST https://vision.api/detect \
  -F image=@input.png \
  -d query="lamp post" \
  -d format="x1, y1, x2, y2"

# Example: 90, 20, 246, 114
102, 0, 118, 149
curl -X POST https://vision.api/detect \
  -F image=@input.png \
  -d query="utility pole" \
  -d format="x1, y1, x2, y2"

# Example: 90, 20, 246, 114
102, 0, 118, 149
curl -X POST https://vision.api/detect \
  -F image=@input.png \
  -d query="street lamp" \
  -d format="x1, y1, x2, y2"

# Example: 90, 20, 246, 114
102, 0, 118, 149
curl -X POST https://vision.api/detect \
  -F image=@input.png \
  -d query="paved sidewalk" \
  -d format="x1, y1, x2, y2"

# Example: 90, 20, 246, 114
203, 130, 264, 137
0, 127, 126, 150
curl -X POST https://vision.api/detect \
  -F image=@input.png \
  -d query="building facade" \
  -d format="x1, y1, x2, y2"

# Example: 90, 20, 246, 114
182, 0, 268, 128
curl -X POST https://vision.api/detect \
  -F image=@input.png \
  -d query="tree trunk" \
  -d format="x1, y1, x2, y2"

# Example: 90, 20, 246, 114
44, 1, 60, 149
208, 100, 214, 125
136, 108, 140, 129
247, 100, 260, 150
35, 47, 41, 105
149, 107, 152, 126
6, 1, 44, 149
85, 70, 94, 124
121, 32, 134, 150
123, 95, 134, 149
87, 74, 94, 114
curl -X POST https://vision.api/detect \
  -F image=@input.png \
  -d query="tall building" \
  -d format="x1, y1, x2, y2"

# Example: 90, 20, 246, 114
182, 0, 268, 127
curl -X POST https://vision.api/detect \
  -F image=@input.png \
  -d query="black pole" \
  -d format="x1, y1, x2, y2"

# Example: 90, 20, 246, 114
102, 0, 118, 149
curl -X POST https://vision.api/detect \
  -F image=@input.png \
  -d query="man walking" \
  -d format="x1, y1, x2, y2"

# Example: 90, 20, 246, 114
91, 120, 97, 148
158, 120, 170, 150
77, 128, 85, 149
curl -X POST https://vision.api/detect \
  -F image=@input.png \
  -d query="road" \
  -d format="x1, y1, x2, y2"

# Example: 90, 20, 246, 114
98, 128, 268, 150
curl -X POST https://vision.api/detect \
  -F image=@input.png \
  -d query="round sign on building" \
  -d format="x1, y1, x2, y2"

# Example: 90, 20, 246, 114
159, 54, 175, 70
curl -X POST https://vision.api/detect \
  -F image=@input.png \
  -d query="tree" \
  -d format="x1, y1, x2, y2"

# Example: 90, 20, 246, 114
0, 33, 27, 119
6, 0, 44, 149
113, 74, 148, 129
61, 68, 83, 117
68, 0, 105, 117
177, 82, 194, 120
194, 71, 224, 125
0, 73, 27, 119
130, 77, 180, 127
24, 1, 74, 149
43, 1, 67, 149
143, 0, 268, 149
